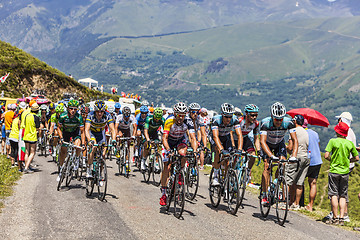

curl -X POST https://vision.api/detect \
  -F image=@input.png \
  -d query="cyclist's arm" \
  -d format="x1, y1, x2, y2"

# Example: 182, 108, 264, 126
212, 128, 223, 151
260, 133, 272, 158
132, 123, 137, 137
162, 133, 170, 151
79, 126, 86, 146
114, 122, 119, 136
287, 138, 293, 154
108, 122, 116, 140
235, 127, 243, 150
144, 128, 150, 142
189, 132, 197, 152
200, 126, 207, 147
254, 134, 261, 152
49, 122, 55, 135
84, 122, 91, 142
229, 131, 235, 148
57, 123, 64, 140
289, 131, 298, 158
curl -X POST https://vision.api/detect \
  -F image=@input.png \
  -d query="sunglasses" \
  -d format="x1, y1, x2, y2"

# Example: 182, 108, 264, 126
274, 118, 283, 121
68, 107, 78, 111
190, 111, 198, 114
249, 114, 258, 117
96, 110, 105, 113
223, 115, 232, 119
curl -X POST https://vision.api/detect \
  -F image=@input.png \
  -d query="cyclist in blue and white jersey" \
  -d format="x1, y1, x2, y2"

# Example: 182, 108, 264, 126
211, 103, 243, 186
134, 105, 149, 158
114, 102, 122, 118
85, 100, 117, 178
259, 102, 298, 205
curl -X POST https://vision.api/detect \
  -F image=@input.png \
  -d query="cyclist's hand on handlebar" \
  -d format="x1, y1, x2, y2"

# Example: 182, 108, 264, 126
59, 138, 64, 144
220, 149, 230, 156
270, 155, 279, 161
88, 140, 95, 147
111, 139, 117, 146
289, 156, 297, 162
235, 149, 243, 155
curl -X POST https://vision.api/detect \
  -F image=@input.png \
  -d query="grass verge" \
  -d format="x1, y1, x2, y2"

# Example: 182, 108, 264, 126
0, 155, 21, 212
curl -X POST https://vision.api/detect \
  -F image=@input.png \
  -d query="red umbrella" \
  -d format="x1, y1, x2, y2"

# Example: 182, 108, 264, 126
287, 108, 329, 127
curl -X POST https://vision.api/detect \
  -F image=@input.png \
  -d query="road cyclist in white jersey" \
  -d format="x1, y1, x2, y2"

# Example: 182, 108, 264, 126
259, 102, 298, 205
211, 103, 243, 186
187, 102, 204, 166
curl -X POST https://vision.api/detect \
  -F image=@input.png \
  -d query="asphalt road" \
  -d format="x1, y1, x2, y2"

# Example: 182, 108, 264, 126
0, 153, 359, 240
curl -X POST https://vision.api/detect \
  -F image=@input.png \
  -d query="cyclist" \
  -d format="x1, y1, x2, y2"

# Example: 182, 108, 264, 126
199, 108, 211, 168
47, 103, 56, 129
85, 100, 117, 178
159, 102, 197, 206
48, 105, 65, 158
211, 103, 243, 186
134, 105, 149, 160
114, 102, 122, 116
56, 100, 85, 181
38, 104, 49, 147
141, 107, 165, 172
238, 104, 261, 172
259, 102, 298, 205
187, 102, 203, 166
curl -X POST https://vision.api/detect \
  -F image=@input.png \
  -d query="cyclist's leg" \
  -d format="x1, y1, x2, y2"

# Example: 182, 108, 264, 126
244, 136, 256, 169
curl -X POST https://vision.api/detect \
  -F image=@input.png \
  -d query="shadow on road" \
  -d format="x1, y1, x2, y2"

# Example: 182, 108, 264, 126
204, 203, 229, 213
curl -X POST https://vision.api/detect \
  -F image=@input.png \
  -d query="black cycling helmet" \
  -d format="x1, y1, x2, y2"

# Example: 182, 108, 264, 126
123, 106, 131, 117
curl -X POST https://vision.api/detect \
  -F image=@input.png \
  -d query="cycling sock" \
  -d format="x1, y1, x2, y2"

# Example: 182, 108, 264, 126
161, 187, 166, 195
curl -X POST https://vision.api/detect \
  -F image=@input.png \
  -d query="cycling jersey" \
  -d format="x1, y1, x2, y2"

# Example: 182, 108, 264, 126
211, 115, 240, 137
86, 111, 114, 132
260, 116, 296, 145
50, 113, 60, 125
185, 115, 201, 135
59, 112, 84, 133
238, 116, 260, 136
144, 116, 165, 135
136, 113, 148, 130
115, 114, 136, 130
163, 116, 193, 141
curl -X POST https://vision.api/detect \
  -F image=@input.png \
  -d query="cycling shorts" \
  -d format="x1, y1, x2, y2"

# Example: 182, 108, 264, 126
234, 136, 255, 153
118, 128, 131, 138
63, 129, 81, 143
90, 130, 106, 145
162, 136, 187, 162
148, 131, 159, 141
261, 139, 287, 159
137, 124, 144, 131
219, 135, 233, 152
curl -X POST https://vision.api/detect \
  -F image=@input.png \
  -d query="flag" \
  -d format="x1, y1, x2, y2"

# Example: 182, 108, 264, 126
0, 72, 10, 83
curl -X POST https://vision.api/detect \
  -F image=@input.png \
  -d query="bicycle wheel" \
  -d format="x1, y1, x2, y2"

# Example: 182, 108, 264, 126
185, 161, 199, 201
275, 177, 289, 226
65, 158, 73, 187
152, 153, 163, 187
259, 186, 271, 218
209, 168, 221, 208
226, 169, 240, 215
124, 148, 130, 178
85, 177, 95, 196
173, 170, 185, 219
97, 160, 108, 201
43, 135, 48, 157
143, 155, 151, 183
165, 175, 174, 212
238, 168, 247, 207
57, 162, 67, 191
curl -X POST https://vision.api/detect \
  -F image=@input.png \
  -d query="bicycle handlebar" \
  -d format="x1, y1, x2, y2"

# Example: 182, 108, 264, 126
62, 141, 83, 149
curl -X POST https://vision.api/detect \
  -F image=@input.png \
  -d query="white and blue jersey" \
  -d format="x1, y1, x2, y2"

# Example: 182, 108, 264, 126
136, 113, 148, 130
260, 117, 296, 145
211, 115, 240, 137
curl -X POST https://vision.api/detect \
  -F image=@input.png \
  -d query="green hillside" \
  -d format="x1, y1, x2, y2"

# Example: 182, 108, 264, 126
0, 41, 117, 101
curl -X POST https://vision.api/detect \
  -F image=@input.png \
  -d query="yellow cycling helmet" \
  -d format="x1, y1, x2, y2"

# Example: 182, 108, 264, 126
135, 109, 140, 116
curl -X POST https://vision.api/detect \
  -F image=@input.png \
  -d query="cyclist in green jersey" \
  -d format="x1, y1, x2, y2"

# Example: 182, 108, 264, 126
141, 107, 165, 171
48, 105, 65, 158
56, 100, 85, 181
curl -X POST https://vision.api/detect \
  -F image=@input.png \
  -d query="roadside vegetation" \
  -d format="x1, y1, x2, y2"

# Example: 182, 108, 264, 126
0, 156, 21, 212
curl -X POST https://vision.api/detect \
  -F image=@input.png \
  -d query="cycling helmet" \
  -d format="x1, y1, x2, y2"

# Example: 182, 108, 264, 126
49, 103, 56, 110
221, 103, 235, 115
293, 114, 304, 126
153, 107, 163, 119
123, 106, 131, 117
149, 107, 154, 113
234, 107, 243, 116
68, 99, 79, 108
270, 102, 286, 119
55, 105, 64, 114
94, 100, 106, 111
173, 102, 188, 113
244, 104, 259, 113
108, 105, 115, 113
114, 102, 121, 109
80, 105, 89, 115
40, 104, 48, 111
189, 102, 201, 111
142, 100, 149, 106
140, 105, 149, 113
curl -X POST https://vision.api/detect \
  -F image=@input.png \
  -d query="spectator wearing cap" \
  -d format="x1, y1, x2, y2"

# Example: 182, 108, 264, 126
286, 114, 310, 210
324, 122, 359, 225
302, 119, 323, 212
8, 111, 20, 169
23, 103, 40, 173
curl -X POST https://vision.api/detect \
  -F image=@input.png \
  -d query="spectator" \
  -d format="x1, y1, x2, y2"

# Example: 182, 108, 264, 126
286, 115, 310, 210
324, 122, 359, 225
303, 119, 322, 212
23, 103, 40, 174
100, 85, 104, 93
4, 104, 15, 158
8, 111, 20, 169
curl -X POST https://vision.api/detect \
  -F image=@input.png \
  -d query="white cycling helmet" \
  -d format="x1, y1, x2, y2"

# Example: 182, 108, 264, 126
173, 102, 188, 113
40, 104, 48, 111
270, 102, 286, 119
234, 107, 243, 116
221, 103, 235, 115
108, 105, 115, 113
188, 102, 201, 111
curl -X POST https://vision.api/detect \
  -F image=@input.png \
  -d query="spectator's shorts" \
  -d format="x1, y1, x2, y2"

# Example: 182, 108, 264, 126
286, 156, 310, 186
9, 139, 19, 160
90, 130, 106, 145
306, 164, 322, 179
261, 140, 287, 159
5, 130, 11, 145
328, 172, 349, 198
2, 125, 6, 139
